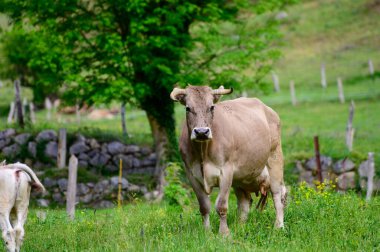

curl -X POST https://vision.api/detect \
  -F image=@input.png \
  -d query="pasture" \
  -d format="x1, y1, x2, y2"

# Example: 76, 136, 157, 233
0, 0, 380, 251
24, 186, 380, 251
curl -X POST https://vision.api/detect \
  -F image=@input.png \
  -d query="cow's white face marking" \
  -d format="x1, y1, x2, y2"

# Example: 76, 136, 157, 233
191, 127, 213, 141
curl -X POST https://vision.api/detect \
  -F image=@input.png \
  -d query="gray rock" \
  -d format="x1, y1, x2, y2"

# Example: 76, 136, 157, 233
37, 199, 50, 208
43, 177, 57, 188
87, 149, 99, 159
78, 153, 90, 161
87, 182, 95, 188
88, 138, 100, 149
28, 142, 37, 158
45, 141, 58, 159
80, 194, 93, 204
77, 183, 90, 196
305, 156, 332, 171
107, 141, 125, 155
94, 180, 110, 194
57, 178, 68, 191
36, 130, 57, 142
144, 190, 160, 201
298, 170, 314, 185
132, 158, 141, 168
0, 128, 16, 139
0, 138, 11, 149
125, 145, 140, 154
93, 200, 114, 209
89, 153, 110, 167
78, 160, 88, 168
69, 142, 90, 155
333, 159, 355, 174
14, 133, 31, 145
113, 155, 133, 169
52, 192, 64, 204
105, 164, 118, 173
337, 172, 356, 190
2, 144, 21, 158
75, 133, 86, 143
127, 184, 141, 193
101, 144, 109, 154
359, 160, 369, 178
110, 176, 129, 189
141, 158, 155, 167
140, 147, 151, 156
140, 186, 148, 194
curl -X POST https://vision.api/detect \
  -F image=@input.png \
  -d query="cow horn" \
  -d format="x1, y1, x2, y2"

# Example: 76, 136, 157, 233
212, 87, 233, 95
170, 88, 186, 101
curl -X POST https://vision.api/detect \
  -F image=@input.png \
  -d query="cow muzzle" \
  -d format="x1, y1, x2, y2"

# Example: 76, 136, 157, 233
191, 127, 212, 141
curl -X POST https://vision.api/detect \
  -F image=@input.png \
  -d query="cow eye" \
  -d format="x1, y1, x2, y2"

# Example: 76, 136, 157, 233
210, 105, 215, 112
186, 106, 191, 113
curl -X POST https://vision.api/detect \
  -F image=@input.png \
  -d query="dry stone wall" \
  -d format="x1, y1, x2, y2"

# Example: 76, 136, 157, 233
0, 128, 158, 208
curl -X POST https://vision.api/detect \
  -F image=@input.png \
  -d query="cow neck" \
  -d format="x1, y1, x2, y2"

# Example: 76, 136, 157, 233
192, 141, 209, 178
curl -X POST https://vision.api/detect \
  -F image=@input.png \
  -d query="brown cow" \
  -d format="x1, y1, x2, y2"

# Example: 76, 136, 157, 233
170, 85, 286, 235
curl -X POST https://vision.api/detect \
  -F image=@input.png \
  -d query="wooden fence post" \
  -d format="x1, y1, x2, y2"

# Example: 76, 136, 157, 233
368, 59, 374, 76
7, 102, 15, 124
121, 102, 128, 139
321, 63, 327, 88
58, 129, 67, 169
272, 72, 280, 92
337, 78, 345, 103
118, 158, 123, 208
14, 80, 24, 128
313, 136, 323, 183
29, 102, 36, 124
290, 80, 297, 106
366, 152, 375, 201
75, 104, 81, 124
45, 98, 52, 121
346, 100, 355, 152
67, 155, 78, 220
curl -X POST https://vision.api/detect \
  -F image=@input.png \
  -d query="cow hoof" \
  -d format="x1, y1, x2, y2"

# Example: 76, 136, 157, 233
219, 228, 230, 237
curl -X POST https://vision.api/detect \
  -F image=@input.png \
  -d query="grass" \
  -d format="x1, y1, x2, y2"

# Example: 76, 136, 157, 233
22, 185, 380, 251
0, 0, 379, 251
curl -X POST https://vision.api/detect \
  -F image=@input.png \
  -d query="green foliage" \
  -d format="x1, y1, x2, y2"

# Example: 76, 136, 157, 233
164, 162, 190, 208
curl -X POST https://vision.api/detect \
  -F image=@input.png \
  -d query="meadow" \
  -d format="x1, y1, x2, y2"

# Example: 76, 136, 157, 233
0, 0, 379, 251
23, 185, 380, 251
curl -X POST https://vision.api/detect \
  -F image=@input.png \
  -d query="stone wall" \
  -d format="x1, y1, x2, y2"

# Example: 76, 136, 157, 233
0, 128, 157, 175
0, 128, 158, 208
295, 155, 380, 192
35, 176, 158, 208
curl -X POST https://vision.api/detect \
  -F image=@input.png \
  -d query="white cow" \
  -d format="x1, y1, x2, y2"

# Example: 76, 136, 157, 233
0, 161, 45, 252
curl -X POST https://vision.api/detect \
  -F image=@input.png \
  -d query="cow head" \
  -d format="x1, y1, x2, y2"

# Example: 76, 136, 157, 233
170, 85, 233, 141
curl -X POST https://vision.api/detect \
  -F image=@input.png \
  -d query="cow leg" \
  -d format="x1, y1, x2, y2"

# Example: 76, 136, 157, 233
216, 167, 233, 235
267, 145, 286, 228
234, 188, 252, 223
12, 175, 31, 252
184, 169, 211, 229
0, 210, 16, 252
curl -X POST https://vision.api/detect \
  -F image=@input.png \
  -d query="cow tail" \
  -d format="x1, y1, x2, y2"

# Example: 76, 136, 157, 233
4, 163, 46, 192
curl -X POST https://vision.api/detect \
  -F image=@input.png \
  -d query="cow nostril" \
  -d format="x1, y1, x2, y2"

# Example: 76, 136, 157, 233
204, 128, 210, 135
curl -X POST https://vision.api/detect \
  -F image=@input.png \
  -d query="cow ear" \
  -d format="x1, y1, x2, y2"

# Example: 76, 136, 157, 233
213, 94, 222, 103
212, 85, 225, 103
170, 88, 186, 105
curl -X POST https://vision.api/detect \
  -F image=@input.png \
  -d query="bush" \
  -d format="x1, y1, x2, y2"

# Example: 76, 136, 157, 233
164, 162, 190, 208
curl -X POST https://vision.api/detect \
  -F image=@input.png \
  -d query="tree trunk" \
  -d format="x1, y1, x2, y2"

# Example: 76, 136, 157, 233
121, 102, 128, 139
147, 113, 174, 200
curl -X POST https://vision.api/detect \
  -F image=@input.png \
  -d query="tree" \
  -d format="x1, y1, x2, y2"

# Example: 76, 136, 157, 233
0, 26, 69, 106
1, 0, 295, 195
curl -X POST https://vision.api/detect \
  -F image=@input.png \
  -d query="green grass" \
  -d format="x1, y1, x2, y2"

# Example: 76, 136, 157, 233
22, 186, 380, 251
